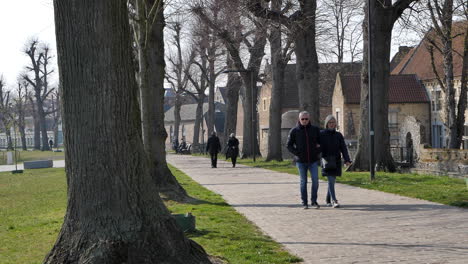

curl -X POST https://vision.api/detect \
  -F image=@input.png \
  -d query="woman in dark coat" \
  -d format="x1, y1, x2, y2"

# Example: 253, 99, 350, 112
226, 133, 240, 167
320, 115, 351, 208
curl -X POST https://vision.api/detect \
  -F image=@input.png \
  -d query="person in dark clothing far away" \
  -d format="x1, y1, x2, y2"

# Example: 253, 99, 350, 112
206, 131, 221, 168
320, 115, 351, 208
226, 133, 239, 167
49, 138, 54, 150
287, 111, 321, 209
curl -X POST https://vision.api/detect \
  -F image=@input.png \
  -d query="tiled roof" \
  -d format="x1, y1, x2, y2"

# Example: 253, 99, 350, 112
165, 102, 226, 122
390, 46, 414, 72
217, 86, 227, 102
281, 62, 362, 108
391, 21, 466, 80
341, 74, 430, 104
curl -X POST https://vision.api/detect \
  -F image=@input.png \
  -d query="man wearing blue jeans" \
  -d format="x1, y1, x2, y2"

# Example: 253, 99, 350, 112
287, 111, 321, 209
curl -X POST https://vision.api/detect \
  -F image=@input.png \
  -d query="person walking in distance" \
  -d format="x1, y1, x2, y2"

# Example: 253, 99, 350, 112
206, 131, 221, 168
226, 133, 239, 167
287, 111, 321, 209
320, 115, 351, 208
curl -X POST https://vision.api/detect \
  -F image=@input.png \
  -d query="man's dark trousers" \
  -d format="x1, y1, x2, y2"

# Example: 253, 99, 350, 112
210, 153, 218, 168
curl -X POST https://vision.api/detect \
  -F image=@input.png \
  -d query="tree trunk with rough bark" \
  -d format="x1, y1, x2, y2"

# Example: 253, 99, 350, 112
294, 0, 320, 126
266, 0, 284, 162
455, 25, 468, 147
135, 0, 189, 201
348, 0, 416, 172
224, 71, 241, 139
46, 0, 211, 262
193, 94, 205, 147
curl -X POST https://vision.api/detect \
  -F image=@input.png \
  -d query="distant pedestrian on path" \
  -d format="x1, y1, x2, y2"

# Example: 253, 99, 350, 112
287, 111, 321, 209
206, 131, 221, 168
226, 133, 239, 167
49, 138, 54, 150
320, 115, 351, 208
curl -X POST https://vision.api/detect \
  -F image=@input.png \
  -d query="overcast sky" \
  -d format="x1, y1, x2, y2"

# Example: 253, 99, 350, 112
0, 0, 56, 88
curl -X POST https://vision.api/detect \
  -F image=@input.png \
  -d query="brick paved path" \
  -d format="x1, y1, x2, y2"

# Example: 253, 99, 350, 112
167, 154, 468, 263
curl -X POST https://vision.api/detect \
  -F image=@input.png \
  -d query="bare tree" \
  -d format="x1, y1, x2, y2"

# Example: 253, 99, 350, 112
425, 0, 467, 148
0, 76, 13, 150
185, 24, 211, 147
23, 40, 55, 151
318, 0, 364, 63
266, 0, 294, 161
166, 21, 195, 145
50, 89, 60, 148
248, 0, 321, 126
348, 0, 418, 174
193, 0, 267, 158
131, 0, 189, 201
13, 80, 30, 150
46, 0, 211, 262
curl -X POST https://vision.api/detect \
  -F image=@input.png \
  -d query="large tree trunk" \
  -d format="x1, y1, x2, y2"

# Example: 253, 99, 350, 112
173, 94, 182, 143
36, 95, 50, 151
46, 0, 211, 263
240, 67, 262, 158
294, 0, 320, 126
348, 21, 370, 171
5, 128, 13, 150
455, 25, 468, 148
348, 0, 406, 172
207, 34, 216, 136
224, 72, 241, 138
136, 0, 189, 201
30, 99, 41, 150
436, 0, 458, 149
266, 0, 284, 162
19, 124, 27, 150
192, 95, 205, 147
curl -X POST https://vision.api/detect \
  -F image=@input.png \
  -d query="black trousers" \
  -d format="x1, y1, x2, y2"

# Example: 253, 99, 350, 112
210, 152, 218, 168
231, 156, 237, 167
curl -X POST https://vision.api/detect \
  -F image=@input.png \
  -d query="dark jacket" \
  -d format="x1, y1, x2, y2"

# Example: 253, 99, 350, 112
206, 135, 221, 154
319, 129, 351, 176
287, 123, 321, 163
226, 137, 239, 158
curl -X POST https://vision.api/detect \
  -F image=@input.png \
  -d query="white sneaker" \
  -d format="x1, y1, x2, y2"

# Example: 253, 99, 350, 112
332, 200, 340, 208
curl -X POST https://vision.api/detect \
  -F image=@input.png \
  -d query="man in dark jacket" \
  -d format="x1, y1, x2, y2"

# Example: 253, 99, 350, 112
206, 131, 221, 168
287, 111, 321, 209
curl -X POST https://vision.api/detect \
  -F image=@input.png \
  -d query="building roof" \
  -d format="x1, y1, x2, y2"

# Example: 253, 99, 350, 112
391, 21, 466, 80
390, 46, 414, 72
280, 62, 362, 108
217, 86, 227, 102
164, 88, 176, 97
340, 74, 430, 104
164, 102, 226, 122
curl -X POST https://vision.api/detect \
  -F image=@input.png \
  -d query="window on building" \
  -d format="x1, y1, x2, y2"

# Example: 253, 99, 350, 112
262, 98, 267, 111
432, 91, 442, 111
464, 125, 468, 136
388, 112, 398, 128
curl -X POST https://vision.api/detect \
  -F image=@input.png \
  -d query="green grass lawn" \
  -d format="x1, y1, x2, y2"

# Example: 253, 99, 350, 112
234, 157, 468, 208
0, 167, 301, 264
0, 150, 65, 165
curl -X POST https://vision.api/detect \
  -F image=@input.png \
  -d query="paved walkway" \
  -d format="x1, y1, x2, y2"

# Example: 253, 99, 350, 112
167, 154, 468, 264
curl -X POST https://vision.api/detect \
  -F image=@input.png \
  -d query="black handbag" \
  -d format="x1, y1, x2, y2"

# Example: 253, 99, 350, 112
321, 155, 337, 170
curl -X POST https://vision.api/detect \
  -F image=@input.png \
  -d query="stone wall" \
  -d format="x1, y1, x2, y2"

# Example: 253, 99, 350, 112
413, 147, 468, 178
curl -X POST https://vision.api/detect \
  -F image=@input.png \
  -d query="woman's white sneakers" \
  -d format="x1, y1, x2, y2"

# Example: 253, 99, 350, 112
332, 200, 340, 208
